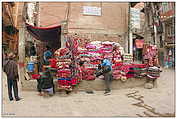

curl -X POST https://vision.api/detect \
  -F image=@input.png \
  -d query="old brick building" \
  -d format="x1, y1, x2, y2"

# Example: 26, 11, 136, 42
2, 2, 18, 52
38, 2, 129, 49
159, 2, 175, 67
2, 2, 25, 53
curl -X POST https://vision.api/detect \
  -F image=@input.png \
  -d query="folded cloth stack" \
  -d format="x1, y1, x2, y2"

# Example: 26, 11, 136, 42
57, 78, 72, 89
31, 74, 41, 79
49, 58, 58, 68
76, 41, 124, 81
54, 47, 73, 89
147, 66, 161, 78
82, 67, 96, 80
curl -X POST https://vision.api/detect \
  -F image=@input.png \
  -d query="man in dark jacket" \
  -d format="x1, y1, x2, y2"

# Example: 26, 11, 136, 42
3, 52, 21, 101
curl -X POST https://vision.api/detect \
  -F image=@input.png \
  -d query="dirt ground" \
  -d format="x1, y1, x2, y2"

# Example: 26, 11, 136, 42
2, 68, 175, 117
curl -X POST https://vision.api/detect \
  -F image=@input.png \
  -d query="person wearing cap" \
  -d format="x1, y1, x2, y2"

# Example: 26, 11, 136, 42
3, 52, 21, 101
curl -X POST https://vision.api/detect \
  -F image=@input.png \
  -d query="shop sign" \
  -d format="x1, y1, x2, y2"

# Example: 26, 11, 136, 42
123, 53, 133, 63
130, 8, 140, 29
83, 6, 101, 16
135, 39, 144, 48
160, 9, 175, 21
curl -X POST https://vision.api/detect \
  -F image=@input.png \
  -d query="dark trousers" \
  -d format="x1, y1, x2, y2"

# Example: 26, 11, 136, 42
37, 79, 55, 94
7, 78, 19, 100
53, 82, 55, 94
37, 79, 42, 93
104, 71, 113, 92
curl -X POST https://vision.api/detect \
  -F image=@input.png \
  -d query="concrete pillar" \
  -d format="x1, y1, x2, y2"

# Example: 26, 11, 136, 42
129, 30, 133, 55
60, 34, 65, 48
154, 25, 157, 45
128, 3, 133, 55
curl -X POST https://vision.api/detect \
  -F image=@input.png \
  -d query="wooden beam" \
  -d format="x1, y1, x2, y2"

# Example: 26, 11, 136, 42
18, 24, 26, 89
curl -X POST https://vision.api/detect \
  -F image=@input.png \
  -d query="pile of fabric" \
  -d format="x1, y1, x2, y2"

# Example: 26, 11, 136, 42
112, 62, 147, 80
53, 37, 81, 90
77, 41, 124, 80
112, 62, 126, 80
125, 63, 147, 79
147, 66, 161, 78
143, 44, 159, 66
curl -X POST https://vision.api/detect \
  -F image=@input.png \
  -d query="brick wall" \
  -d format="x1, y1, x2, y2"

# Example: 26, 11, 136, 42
39, 2, 129, 48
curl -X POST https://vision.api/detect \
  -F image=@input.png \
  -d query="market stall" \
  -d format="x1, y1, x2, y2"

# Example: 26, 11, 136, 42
27, 28, 161, 92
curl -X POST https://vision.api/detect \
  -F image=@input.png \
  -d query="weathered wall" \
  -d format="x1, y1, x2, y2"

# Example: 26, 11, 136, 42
39, 2, 129, 47
39, 2, 68, 27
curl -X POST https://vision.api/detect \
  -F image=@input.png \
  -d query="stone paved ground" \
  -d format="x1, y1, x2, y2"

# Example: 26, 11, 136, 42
2, 69, 175, 117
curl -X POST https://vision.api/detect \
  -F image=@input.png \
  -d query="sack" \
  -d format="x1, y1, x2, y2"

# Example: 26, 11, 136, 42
95, 69, 103, 77
103, 66, 111, 73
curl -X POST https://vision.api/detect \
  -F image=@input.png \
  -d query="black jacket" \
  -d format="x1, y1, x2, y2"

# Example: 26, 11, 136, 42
3, 59, 19, 80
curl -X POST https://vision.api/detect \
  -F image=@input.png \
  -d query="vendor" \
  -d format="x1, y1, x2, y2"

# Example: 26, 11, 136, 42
43, 45, 52, 65
97, 57, 113, 95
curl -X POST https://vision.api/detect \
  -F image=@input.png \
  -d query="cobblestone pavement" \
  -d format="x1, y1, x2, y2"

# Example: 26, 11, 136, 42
2, 69, 175, 117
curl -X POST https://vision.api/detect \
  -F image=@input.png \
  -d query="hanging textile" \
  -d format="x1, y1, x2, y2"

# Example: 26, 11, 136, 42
25, 23, 61, 49
135, 39, 144, 48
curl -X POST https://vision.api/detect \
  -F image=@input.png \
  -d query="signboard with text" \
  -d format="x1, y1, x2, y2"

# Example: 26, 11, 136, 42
130, 8, 140, 29
83, 6, 101, 16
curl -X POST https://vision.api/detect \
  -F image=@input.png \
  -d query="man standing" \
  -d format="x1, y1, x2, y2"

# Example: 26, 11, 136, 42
3, 52, 21, 101
97, 58, 113, 95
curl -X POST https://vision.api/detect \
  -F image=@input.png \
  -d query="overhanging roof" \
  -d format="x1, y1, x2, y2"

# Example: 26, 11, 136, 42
25, 23, 61, 49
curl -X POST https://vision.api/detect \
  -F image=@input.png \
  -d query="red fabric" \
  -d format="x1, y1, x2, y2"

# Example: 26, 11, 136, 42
71, 78, 78, 85
18, 62, 25, 68
31, 74, 41, 79
58, 80, 71, 86
49, 58, 58, 68
57, 70, 71, 78
85, 75, 95, 80
113, 75, 122, 79
113, 70, 121, 75
85, 70, 95, 75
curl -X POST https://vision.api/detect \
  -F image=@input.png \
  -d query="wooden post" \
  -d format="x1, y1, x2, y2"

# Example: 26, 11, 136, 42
18, 24, 26, 89
60, 20, 68, 48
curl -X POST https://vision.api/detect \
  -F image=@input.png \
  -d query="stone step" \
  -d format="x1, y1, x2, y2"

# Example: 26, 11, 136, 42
21, 78, 147, 92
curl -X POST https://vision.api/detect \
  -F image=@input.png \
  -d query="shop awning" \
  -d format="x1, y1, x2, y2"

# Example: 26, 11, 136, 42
25, 23, 61, 49
133, 33, 144, 39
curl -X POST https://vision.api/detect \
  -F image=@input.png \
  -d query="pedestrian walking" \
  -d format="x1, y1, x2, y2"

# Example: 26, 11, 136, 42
3, 52, 21, 101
